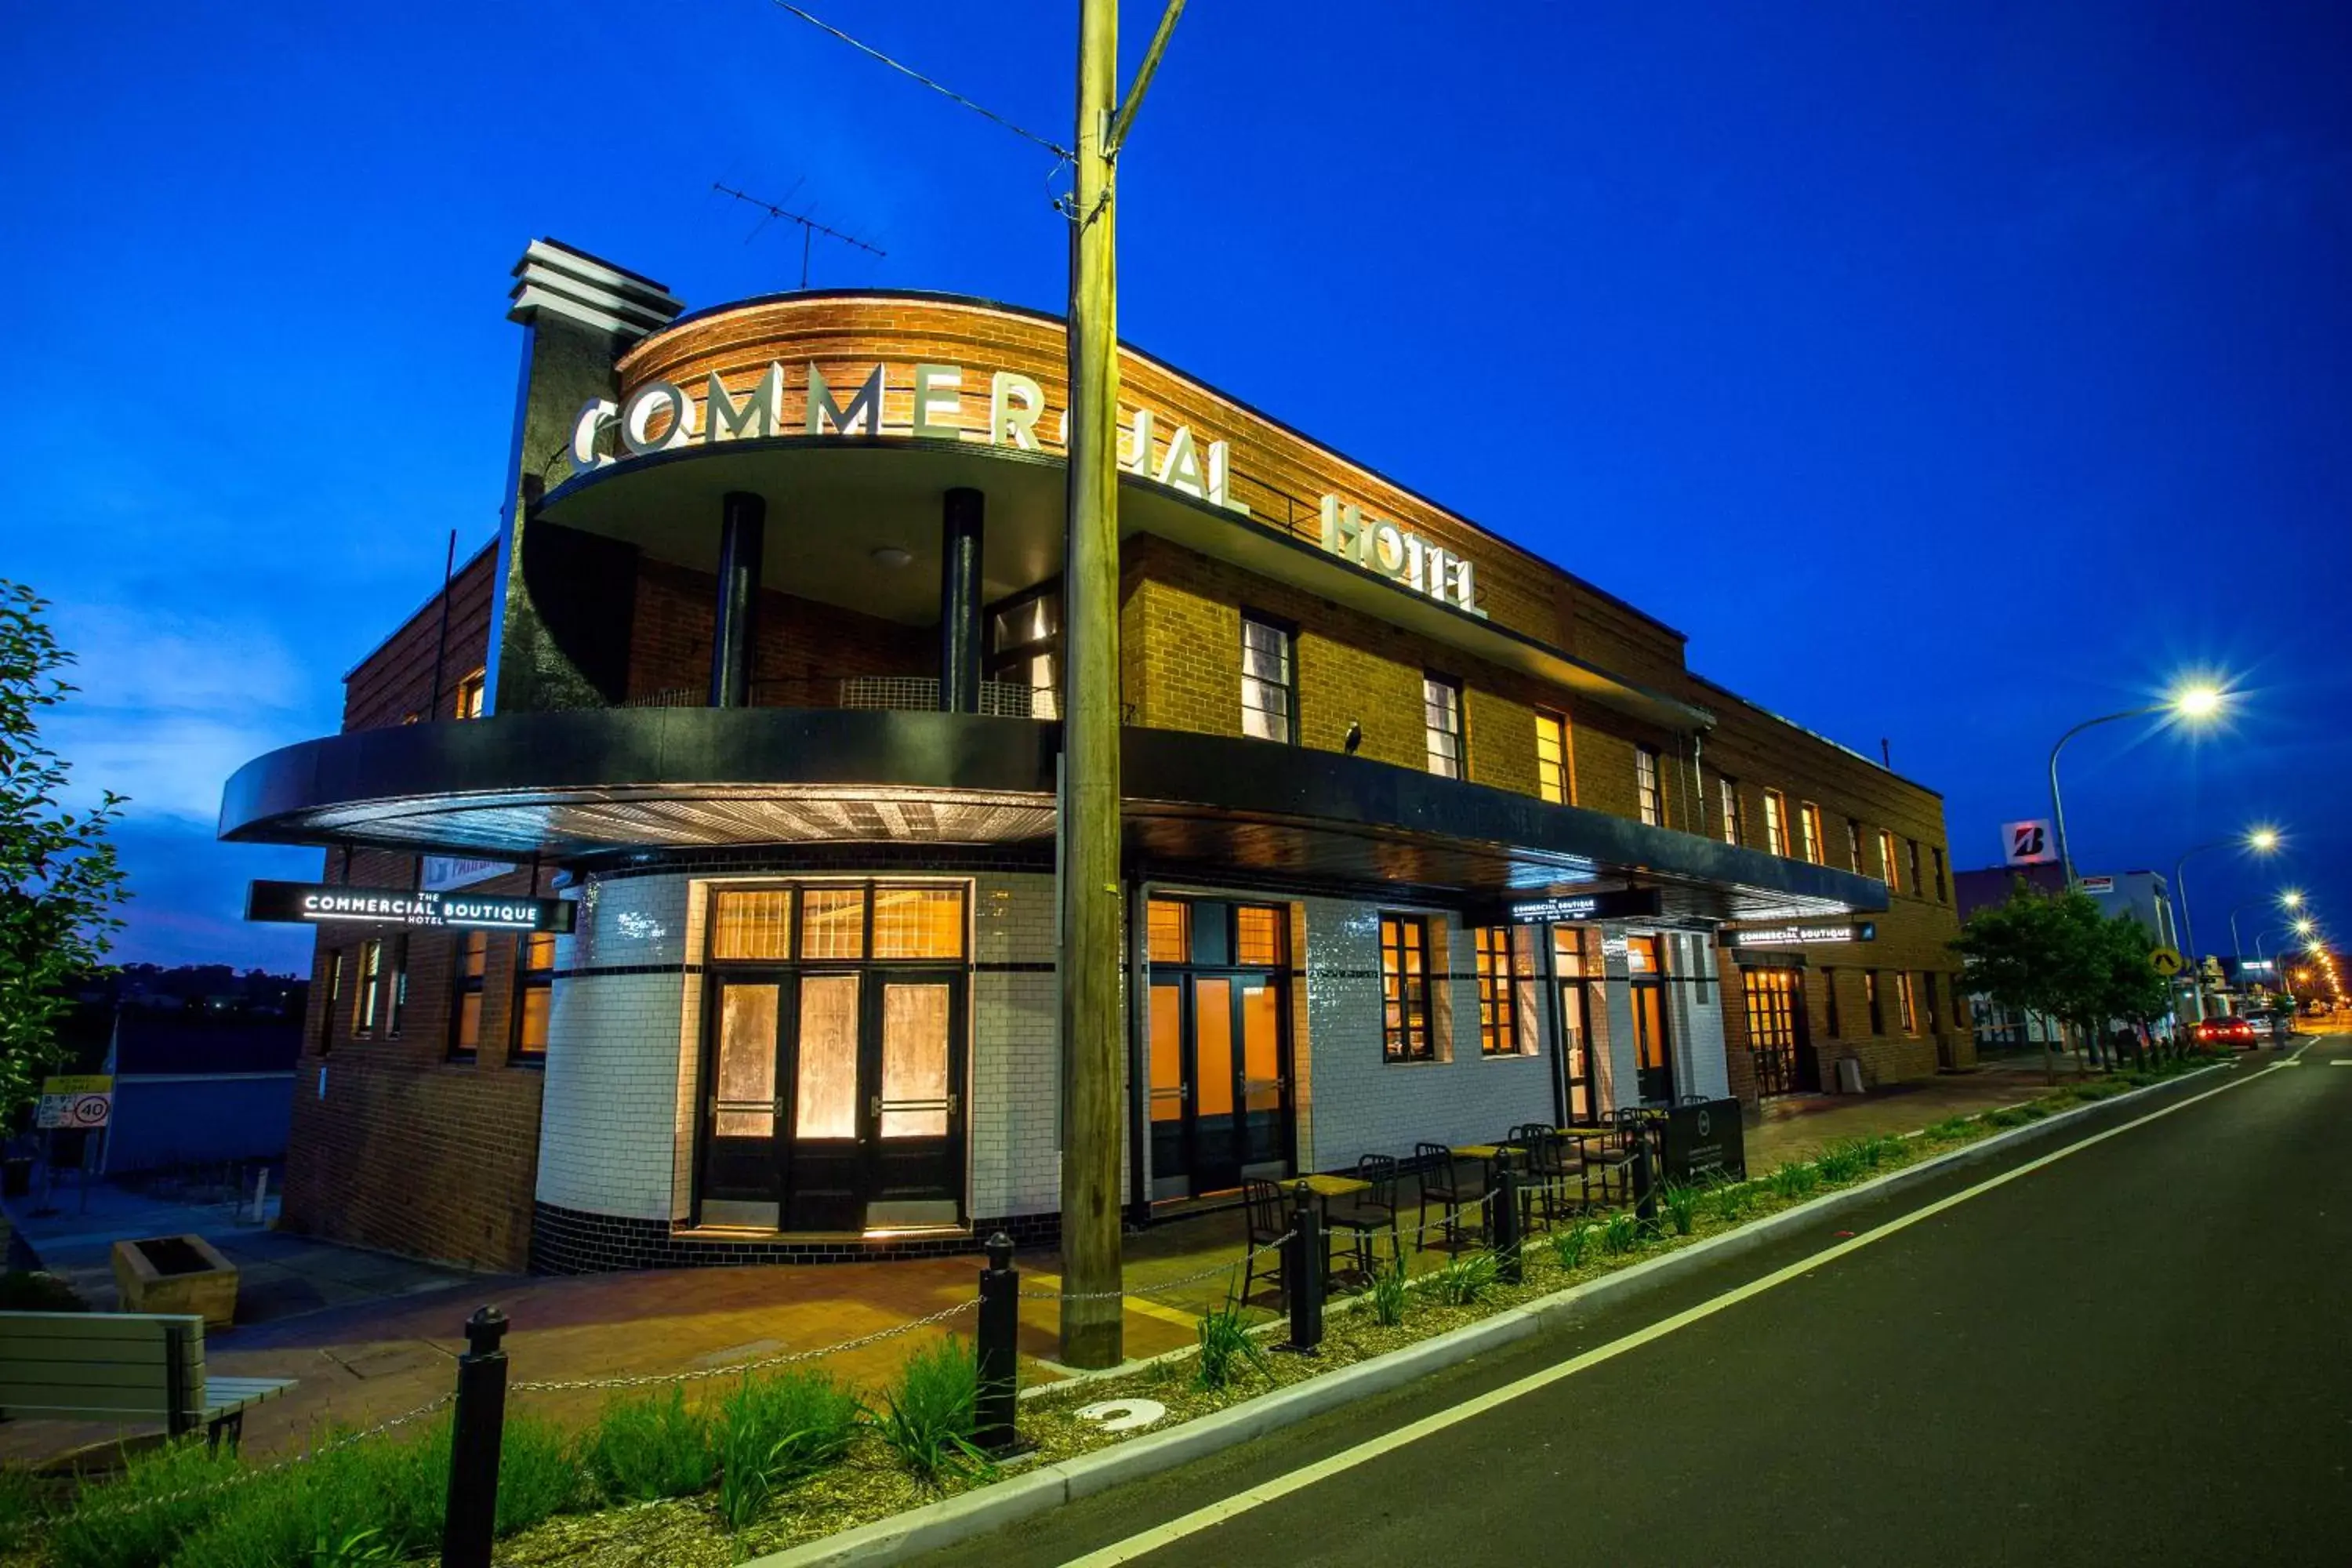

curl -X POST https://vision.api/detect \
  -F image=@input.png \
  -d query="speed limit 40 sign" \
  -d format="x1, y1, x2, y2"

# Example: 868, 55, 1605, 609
35, 1074, 112, 1131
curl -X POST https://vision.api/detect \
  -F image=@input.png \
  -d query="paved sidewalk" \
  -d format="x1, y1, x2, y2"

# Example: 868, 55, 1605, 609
0, 1054, 2179, 1473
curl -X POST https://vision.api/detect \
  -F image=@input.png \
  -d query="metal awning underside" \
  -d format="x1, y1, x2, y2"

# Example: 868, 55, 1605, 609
220, 710, 1886, 921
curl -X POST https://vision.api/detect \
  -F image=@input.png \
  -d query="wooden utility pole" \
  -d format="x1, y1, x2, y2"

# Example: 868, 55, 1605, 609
1058, 0, 1185, 1370
1057, 0, 1126, 1370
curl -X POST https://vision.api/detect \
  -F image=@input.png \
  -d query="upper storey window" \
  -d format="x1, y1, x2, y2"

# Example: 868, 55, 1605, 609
1635, 746, 1663, 826
987, 583, 1062, 720
1240, 615, 1296, 743
1423, 675, 1464, 779
1762, 790, 1788, 855
456, 668, 486, 720
1535, 713, 1569, 804
1719, 777, 1741, 845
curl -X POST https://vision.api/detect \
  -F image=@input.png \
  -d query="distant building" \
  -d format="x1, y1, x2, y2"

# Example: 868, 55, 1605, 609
1953, 865, 2185, 1047
98, 1011, 300, 1175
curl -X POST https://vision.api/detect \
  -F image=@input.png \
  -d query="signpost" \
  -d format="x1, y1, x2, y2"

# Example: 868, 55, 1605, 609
1661, 1098, 1745, 1184
35, 1075, 112, 1131
2148, 946, 2185, 978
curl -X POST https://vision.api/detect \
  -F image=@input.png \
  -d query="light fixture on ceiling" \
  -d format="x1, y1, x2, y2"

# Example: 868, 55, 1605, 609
871, 546, 913, 568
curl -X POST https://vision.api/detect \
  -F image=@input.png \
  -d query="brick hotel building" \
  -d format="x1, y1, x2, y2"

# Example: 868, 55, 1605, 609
220, 241, 1966, 1272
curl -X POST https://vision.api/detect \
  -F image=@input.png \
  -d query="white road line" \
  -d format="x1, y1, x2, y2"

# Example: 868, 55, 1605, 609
1061, 1058, 2293, 1567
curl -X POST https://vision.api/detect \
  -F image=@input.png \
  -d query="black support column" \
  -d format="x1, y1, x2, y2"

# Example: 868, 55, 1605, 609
939, 487, 985, 713
709, 492, 767, 709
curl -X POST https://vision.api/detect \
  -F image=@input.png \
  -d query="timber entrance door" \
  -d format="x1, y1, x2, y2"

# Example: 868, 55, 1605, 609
1740, 965, 1815, 1096
696, 884, 969, 1233
1146, 897, 1294, 1201
1627, 934, 1675, 1104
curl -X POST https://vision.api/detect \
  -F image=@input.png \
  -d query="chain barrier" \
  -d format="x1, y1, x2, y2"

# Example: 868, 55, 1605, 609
62, 1392, 456, 1525
506, 1298, 978, 1395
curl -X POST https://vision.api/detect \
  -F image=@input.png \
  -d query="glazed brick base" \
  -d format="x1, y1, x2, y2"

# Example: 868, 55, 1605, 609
528, 1200, 1065, 1273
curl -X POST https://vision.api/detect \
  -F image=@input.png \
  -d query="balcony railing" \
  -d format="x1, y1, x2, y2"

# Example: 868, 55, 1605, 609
619, 675, 1059, 720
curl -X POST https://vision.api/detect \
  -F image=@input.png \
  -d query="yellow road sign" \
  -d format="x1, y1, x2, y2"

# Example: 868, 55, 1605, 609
40, 1074, 112, 1095
2148, 946, 2185, 977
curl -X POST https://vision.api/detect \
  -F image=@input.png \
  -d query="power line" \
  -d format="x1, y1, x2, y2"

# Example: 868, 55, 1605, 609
712, 182, 887, 289
762, 1, 1073, 162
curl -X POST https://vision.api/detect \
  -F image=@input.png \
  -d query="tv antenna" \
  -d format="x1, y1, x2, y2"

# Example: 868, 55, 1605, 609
712, 180, 886, 289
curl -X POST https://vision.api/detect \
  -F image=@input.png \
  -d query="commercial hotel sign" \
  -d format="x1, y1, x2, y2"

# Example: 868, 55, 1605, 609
571, 361, 1483, 617
245, 880, 576, 934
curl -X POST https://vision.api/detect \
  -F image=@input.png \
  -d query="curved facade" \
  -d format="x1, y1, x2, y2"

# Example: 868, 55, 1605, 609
226, 240, 1965, 1272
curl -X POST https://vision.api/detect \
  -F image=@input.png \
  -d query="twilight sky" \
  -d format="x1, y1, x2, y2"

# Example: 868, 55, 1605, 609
3, 1, 2347, 973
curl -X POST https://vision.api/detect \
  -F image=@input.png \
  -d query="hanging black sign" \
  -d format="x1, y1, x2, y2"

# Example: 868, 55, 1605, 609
1465, 887, 1664, 927
244, 880, 575, 934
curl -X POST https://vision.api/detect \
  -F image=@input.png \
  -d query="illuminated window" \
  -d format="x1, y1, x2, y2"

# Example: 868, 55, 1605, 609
1380, 914, 1433, 1063
1896, 971, 1918, 1036
513, 931, 555, 1062
1422, 676, 1464, 779
450, 931, 487, 1057
1878, 829, 1901, 892
1234, 906, 1285, 967
1864, 969, 1883, 1034
872, 886, 967, 960
1147, 898, 1190, 965
1535, 713, 1569, 804
1552, 925, 1584, 977
1625, 934, 1662, 975
1719, 777, 1741, 845
1635, 746, 1663, 826
1847, 818, 1864, 871
1762, 790, 1788, 856
320, 949, 343, 1052
1798, 804, 1824, 865
1473, 926, 1526, 1057
711, 891, 793, 960
987, 583, 1062, 720
800, 887, 867, 960
456, 667, 486, 720
354, 939, 383, 1036
1240, 615, 1295, 744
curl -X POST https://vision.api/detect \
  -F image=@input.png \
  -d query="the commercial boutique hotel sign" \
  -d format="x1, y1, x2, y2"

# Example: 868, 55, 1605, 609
570, 357, 1488, 618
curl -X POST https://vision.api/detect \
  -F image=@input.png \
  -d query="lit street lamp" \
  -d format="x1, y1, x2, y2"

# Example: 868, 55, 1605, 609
2173, 826, 2281, 1022
2047, 683, 2226, 888
2230, 890, 2305, 962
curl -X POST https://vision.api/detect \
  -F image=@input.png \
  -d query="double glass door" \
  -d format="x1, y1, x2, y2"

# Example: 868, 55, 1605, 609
1743, 967, 1815, 1096
1148, 972, 1290, 1200
702, 968, 966, 1232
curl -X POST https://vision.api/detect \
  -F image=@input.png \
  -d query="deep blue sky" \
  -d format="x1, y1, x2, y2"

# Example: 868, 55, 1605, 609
4, 2, 2347, 971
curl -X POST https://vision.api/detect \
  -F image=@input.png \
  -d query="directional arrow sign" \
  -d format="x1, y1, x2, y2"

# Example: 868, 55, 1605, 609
2149, 946, 2185, 977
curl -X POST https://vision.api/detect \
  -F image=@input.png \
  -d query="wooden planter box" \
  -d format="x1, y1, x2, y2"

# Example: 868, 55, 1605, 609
111, 1234, 238, 1328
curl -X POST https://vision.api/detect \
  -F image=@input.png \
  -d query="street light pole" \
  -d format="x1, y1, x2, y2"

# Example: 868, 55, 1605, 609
2048, 706, 2161, 889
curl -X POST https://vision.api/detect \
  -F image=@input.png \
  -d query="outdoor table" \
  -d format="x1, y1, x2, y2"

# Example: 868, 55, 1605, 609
1298, 1172, 1377, 1283
1450, 1144, 1501, 1160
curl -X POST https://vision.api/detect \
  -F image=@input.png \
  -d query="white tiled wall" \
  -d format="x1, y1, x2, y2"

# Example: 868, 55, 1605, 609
1295, 898, 1557, 1171
538, 873, 691, 1221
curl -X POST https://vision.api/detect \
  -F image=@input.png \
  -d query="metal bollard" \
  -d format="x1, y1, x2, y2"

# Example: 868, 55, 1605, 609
441, 1306, 509, 1568
1283, 1180, 1323, 1352
1494, 1151, 1523, 1284
975, 1232, 1021, 1454
1632, 1131, 1658, 1229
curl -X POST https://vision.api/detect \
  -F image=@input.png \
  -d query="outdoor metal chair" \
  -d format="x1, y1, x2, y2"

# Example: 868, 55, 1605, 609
1506, 1123, 1571, 1232
1577, 1116, 1641, 1209
1238, 1176, 1290, 1308
1325, 1154, 1403, 1282
1414, 1142, 1485, 1251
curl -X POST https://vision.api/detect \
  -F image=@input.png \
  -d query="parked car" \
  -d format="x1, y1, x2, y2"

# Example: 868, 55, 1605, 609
2193, 1016, 2259, 1049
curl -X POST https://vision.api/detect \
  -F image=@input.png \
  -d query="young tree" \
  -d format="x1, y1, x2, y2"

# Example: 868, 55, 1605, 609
1951, 882, 2108, 1082
0, 581, 130, 1121
2093, 910, 2174, 1063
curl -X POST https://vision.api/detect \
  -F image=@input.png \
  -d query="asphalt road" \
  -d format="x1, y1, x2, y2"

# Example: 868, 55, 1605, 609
916, 1031, 2352, 1567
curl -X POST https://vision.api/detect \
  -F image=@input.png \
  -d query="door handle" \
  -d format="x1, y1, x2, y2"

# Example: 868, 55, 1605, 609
870, 1094, 884, 1120
948, 1092, 960, 1116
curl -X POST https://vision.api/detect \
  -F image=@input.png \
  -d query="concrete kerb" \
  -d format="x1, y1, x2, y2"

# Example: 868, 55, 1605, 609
744, 1065, 2229, 1568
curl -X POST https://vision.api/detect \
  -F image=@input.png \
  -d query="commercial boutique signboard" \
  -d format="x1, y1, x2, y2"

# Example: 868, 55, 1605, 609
1465, 888, 1665, 927
1725, 920, 1876, 949
245, 880, 575, 934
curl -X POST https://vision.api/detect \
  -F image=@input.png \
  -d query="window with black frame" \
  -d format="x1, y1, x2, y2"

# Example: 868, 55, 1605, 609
985, 583, 1062, 719
1240, 614, 1296, 742
1472, 925, 1524, 1056
1381, 913, 1434, 1062
449, 930, 488, 1058
512, 931, 555, 1063
1422, 676, 1464, 779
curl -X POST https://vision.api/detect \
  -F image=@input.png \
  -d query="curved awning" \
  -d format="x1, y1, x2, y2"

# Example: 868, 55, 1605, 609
220, 710, 1882, 921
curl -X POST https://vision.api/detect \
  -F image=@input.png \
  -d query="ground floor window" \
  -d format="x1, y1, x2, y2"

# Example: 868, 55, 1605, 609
449, 931, 488, 1058
1381, 914, 1435, 1062
512, 931, 555, 1062
353, 939, 383, 1036
1742, 966, 1812, 1096
1897, 971, 1919, 1036
1473, 925, 1529, 1057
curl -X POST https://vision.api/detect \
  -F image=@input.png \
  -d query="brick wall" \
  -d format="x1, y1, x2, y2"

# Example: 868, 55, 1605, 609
628, 558, 932, 702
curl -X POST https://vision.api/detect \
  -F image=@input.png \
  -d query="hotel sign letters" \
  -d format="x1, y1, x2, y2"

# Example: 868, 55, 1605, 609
572, 361, 1483, 616
245, 880, 576, 934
